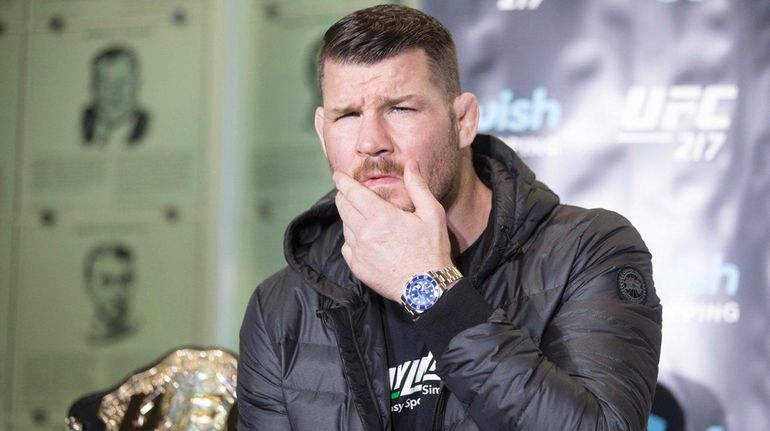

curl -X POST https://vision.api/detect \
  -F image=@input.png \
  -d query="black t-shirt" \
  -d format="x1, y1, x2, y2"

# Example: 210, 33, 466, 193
380, 237, 482, 430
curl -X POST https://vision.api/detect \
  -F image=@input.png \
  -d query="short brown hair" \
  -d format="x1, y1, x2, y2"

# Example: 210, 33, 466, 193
317, 4, 460, 102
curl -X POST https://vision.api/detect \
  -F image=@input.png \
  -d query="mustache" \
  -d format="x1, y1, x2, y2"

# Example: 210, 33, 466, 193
352, 158, 404, 182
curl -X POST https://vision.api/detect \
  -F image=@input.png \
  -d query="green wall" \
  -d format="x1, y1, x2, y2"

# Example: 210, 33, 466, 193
1, 0, 417, 429
1, 1, 23, 429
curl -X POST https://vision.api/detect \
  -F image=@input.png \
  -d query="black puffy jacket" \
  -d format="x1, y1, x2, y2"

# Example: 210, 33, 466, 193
238, 134, 662, 431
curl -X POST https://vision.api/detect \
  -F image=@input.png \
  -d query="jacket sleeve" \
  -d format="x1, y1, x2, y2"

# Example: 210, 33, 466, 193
415, 210, 662, 430
237, 286, 292, 430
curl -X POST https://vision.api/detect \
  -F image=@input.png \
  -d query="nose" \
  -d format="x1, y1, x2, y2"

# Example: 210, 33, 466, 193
355, 113, 394, 157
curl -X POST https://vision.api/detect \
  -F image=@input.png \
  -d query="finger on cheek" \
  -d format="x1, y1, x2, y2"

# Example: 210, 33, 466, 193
332, 171, 345, 188
336, 194, 365, 229
336, 192, 355, 219
406, 160, 418, 177
341, 242, 353, 264
333, 171, 356, 195
342, 224, 356, 245
335, 191, 345, 212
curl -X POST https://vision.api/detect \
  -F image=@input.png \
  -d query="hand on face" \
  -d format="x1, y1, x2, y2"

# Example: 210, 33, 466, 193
334, 160, 453, 302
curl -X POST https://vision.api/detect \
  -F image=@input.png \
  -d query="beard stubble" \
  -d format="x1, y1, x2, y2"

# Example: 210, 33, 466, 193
349, 125, 461, 212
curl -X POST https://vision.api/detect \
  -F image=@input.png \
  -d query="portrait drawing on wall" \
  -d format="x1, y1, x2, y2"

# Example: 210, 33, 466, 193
81, 45, 150, 147
83, 242, 139, 343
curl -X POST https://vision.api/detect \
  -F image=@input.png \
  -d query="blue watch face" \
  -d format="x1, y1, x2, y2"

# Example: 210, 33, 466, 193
404, 274, 439, 312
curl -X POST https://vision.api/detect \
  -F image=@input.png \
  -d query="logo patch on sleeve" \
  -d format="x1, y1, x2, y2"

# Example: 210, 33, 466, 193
617, 267, 648, 304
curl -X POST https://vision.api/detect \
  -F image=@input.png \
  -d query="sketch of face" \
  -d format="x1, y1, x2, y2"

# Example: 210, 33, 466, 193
93, 56, 139, 126
86, 251, 134, 336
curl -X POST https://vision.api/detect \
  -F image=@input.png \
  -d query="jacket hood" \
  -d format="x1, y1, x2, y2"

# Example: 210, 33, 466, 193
283, 134, 560, 305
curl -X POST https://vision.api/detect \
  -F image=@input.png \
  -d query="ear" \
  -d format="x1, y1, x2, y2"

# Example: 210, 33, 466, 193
452, 92, 479, 150
314, 106, 327, 157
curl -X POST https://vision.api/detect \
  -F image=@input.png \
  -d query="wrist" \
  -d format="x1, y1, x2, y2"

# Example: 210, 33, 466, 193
400, 265, 463, 319
443, 278, 461, 291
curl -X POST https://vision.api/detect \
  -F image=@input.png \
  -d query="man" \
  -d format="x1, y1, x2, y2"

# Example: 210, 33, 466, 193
81, 46, 149, 146
238, 5, 662, 431
83, 243, 137, 342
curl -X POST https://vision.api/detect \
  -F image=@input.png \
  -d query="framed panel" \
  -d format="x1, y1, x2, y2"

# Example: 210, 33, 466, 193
0, 0, 23, 428
10, 0, 207, 429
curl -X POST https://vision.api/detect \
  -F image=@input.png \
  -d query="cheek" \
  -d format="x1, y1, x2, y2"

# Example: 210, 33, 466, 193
325, 146, 355, 173
425, 134, 460, 189
394, 112, 453, 152
387, 115, 428, 141
324, 124, 357, 163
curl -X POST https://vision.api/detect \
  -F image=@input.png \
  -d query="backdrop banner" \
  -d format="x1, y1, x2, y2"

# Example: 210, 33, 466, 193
421, 1, 770, 430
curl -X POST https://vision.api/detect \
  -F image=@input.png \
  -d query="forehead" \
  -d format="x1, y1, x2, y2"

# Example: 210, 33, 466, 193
92, 255, 131, 273
96, 57, 134, 76
321, 49, 442, 105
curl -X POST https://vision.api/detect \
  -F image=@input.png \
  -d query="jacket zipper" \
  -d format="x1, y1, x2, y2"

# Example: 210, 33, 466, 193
346, 308, 385, 431
431, 384, 449, 431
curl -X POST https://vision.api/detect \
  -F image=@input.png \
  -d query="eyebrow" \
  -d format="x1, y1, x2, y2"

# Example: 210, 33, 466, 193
328, 94, 423, 115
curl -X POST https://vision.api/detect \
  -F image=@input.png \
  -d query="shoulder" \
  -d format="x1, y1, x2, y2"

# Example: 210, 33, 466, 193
558, 206, 649, 258
241, 266, 322, 343
538, 205, 648, 256
250, 266, 312, 310
523, 204, 656, 302
526, 204, 645, 254
547, 204, 638, 234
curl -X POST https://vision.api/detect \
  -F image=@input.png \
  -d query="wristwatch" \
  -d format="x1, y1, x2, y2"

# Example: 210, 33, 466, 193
401, 265, 463, 319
